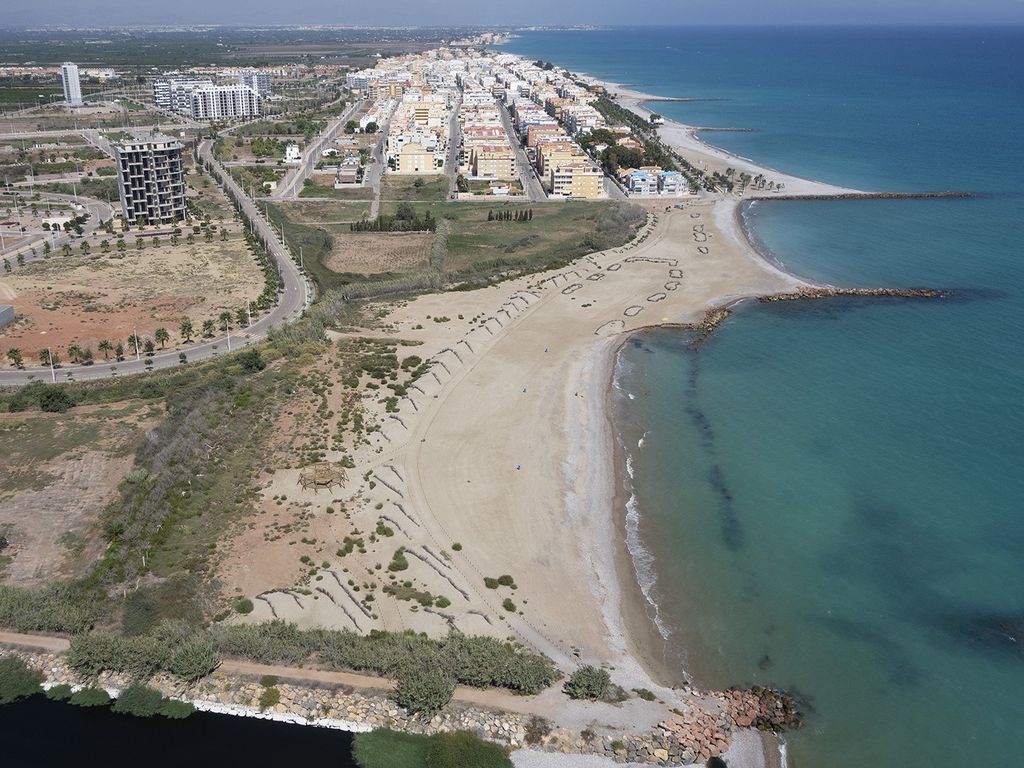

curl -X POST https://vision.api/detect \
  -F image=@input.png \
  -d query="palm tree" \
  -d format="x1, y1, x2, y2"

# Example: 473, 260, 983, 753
98, 339, 113, 359
67, 343, 82, 364
80, 348, 94, 365
39, 348, 59, 367
127, 333, 142, 356
219, 311, 233, 329
179, 318, 194, 343
143, 339, 155, 356
80, 241, 90, 255
6, 348, 23, 368
235, 308, 248, 327
201, 319, 215, 338
100, 240, 110, 253
114, 342, 125, 361
154, 327, 170, 349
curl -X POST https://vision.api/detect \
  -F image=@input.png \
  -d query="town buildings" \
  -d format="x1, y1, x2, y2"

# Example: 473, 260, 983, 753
238, 70, 272, 98
113, 134, 186, 225
153, 77, 261, 120
189, 85, 261, 121
60, 62, 82, 106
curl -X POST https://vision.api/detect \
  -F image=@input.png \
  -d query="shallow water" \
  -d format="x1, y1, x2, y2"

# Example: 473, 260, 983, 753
506, 26, 1024, 767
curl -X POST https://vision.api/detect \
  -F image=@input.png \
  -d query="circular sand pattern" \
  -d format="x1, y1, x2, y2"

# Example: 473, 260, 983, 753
697, 246, 710, 255
594, 319, 626, 336
561, 283, 583, 295
607, 263, 622, 272
669, 268, 684, 279
647, 293, 667, 303
624, 305, 643, 317
586, 273, 605, 281
665, 281, 681, 291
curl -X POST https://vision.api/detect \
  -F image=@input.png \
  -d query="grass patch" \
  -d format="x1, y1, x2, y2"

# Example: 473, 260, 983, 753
352, 729, 511, 768
380, 174, 448, 202
299, 177, 373, 200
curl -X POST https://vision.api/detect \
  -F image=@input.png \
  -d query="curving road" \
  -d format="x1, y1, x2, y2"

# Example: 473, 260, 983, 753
0, 139, 313, 386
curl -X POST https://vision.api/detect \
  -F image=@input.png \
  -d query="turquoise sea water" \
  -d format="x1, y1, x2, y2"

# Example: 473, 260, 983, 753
502, 27, 1024, 767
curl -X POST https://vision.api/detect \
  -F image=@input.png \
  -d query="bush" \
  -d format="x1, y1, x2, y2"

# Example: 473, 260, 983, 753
524, 715, 552, 746
39, 386, 76, 413
258, 685, 281, 711
424, 731, 512, 768
394, 659, 455, 716
235, 598, 254, 614
68, 634, 169, 680
0, 656, 43, 704
159, 698, 195, 719
69, 686, 112, 707
387, 548, 409, 572
237, 349, 266, 372
111, 684, 164, 717
166, 635, 220, 682
0, 583, 92, 634
633, 687, 657, 701
564, 665, 610, 700
45, 683, 74, 701
502, 598, 516, 612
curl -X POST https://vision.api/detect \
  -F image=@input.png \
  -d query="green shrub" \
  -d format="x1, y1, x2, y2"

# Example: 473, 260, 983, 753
68, 634, 169, 680
424, 731, 512, 768
633, 687, 657, 701
0, 656, 43, 704
235, 598, 254, 614
166, 635, 220, 682
258, 685, 281, 711
38, 385, 76, 413
0, 583, 92, 634
497, 575, 515, 587
111, 684, 164, 717
394, 659, 455, 715
502, 599, 516, 612
69, 687, 111, 707
159, 698, 195, 719
483, 577, 499, 589
524, 715, 552, 746
387, 548, 409, 572
237, 349, 266, 372
45, 683, 74, 701
564, 665, 610, 700
259, 674, 279, 687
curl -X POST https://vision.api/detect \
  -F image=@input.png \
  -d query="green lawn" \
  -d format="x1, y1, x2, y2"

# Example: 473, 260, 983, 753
278, 200, 372, 224
351, 729, 512, 768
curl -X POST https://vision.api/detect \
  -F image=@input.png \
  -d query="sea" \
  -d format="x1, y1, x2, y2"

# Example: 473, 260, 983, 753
501, 26, 1024, 767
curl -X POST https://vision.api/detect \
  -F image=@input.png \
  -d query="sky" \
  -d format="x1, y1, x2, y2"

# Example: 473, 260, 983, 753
3, 0, 1023, 27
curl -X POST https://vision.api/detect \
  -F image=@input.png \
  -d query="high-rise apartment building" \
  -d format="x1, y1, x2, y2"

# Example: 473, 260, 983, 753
114, 134, 187, 225
189, 85, 261, 121
153, 76, 213, 113
238, 70, 272, 98
60, 62, 82, 106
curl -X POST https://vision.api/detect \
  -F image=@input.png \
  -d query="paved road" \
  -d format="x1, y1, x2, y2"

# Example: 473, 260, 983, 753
273, 100, 363, 200
0, 141, 313, 386
498, 101, 547, 202
445, 92, 463, 198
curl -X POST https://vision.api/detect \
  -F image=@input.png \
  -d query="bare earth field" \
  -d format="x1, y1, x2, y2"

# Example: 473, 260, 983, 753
0, 236, 263, 357
0, 401, 156, 585
323, 231, 433, 275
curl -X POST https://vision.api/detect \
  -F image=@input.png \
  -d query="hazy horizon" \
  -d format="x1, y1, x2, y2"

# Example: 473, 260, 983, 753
3, 0, 1023, 28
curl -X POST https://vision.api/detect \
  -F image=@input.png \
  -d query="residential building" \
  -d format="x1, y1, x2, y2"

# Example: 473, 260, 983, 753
189, 85, 261, 121
284, 144, 302, 164
624, 169, 659, 195
153, 76, 213, 113
550, 162, 603, 199
114, 134, 186, 225
60, 62, 82, 106
658, 170, 687, 195
238, 70, 272, 98
334, 156, 361, 187
0, 304, 14, 330
396, 142, 436, 174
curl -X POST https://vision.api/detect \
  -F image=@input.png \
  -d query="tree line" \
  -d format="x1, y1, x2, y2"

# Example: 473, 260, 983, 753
487, 208, 534, 222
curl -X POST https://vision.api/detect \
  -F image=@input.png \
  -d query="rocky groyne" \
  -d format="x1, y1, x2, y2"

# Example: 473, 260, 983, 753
759, 286, 946, 303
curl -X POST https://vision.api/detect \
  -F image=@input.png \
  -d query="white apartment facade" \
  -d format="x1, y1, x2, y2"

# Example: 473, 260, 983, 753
60, 62, 82, 106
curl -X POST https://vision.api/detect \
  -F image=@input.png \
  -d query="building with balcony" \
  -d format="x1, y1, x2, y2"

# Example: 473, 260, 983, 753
114, 134, 186, 225
60, 62, 82, 106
